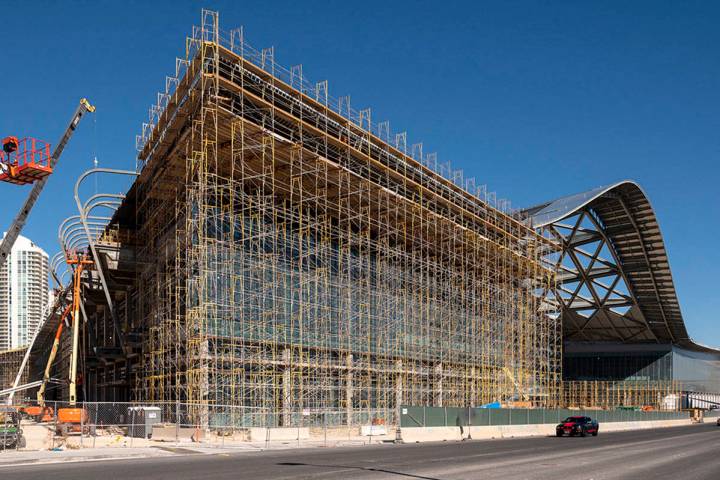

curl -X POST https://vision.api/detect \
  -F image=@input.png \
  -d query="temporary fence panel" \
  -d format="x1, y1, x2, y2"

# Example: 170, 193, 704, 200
399, 406, 688, 427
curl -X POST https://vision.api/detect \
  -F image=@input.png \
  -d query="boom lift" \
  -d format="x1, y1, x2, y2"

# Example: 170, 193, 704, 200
56, 252, 94, 435
22, 304, 73, 422
0, 99, 94, 428
12, 257, 94, 432
0, 99, 95, 269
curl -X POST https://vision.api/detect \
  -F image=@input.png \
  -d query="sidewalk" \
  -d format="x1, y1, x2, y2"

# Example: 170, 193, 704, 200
0, 435, 388, 467
0, 447, 176, 468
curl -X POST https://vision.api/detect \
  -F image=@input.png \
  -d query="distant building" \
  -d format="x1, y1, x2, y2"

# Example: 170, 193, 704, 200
0, 233, 49, 350
47, 289, 56, 314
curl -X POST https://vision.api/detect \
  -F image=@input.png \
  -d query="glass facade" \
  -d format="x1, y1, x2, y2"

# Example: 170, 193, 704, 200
672, 348, 720, 392
564, 342, 720, 393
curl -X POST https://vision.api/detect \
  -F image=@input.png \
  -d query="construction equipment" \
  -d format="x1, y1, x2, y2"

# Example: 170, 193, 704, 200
37, 305, 71, 404
0, 98, 95, 270
56, 252, 93, 435
57, 407, 89, 436
23, 304, 74, 423
3, 253, 94, 432
0, 406, 25, 449
2, 136, 19, 153
21, 405, 53, 423
4, 299, 54, 406
0, 137, 52, 185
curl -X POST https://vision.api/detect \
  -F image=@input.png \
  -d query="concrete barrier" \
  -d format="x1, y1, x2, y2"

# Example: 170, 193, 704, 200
151, 425, 196, 442
400, 426, 463, 443
20, 423, 54, 450
149, 425, 311, 443
471, 424, 556, 439
400, 418, 692, 443
600, 419, 691, 432
245, 427, 310, 442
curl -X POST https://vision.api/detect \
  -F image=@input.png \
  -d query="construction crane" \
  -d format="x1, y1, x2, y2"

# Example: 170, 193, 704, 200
0, 99, 95, 270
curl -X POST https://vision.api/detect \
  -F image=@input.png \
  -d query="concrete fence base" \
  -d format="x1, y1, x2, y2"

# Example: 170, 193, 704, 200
399, 418, 693, 443
244, 427, 310, 442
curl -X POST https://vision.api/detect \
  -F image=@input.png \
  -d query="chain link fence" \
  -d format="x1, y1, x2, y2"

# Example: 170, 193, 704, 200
1, 398, 697, 452
399, 405, 689, 428
7, 400, 397, 451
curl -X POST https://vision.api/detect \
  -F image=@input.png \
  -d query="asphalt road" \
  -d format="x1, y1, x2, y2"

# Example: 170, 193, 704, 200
3, 423, 720, 479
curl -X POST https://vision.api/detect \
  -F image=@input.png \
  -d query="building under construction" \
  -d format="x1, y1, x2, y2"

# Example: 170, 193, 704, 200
0, 347, 28, 393
9, 10, 719, 424
42, 10, 561, 421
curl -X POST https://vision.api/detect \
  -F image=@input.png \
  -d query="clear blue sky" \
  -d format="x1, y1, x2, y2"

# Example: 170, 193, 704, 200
1, 1, 718, 345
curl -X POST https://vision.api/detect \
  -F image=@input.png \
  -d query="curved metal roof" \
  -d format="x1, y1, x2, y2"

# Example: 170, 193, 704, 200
523, 180, 717, 353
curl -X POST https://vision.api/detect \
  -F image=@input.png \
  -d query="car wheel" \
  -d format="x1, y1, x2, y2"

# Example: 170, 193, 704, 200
592, 431, 598, 436
556, 431, 563, 437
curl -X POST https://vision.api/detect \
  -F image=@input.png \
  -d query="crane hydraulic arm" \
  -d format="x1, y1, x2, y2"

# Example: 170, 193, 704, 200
0, 99, 95, 269
37, 304, 72, 407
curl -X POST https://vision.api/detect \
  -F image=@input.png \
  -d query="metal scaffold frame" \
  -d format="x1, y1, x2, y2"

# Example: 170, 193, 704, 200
73, 10, 562, 426
140, 10, 560, 423
0, 348, 29, 393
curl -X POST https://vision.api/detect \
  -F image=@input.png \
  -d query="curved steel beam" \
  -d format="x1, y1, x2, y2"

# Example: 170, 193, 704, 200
525, 180, 716, 352
74, 168, 139, 355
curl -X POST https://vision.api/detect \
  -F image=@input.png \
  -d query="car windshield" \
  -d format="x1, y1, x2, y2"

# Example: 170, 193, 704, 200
562, 417, 584, 423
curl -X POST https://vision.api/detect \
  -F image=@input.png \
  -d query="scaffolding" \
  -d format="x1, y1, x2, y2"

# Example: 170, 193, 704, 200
562, 381, 683, 411
1, 11, 708, 426
0, 347, 28, 393
70, 10, 561, 426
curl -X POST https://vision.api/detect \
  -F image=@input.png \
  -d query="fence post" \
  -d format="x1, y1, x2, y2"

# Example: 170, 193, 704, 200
323, 412, 327, 448
51, 402, 56, 450
264, 412, 270, 450
175, 400, 179, 444
93, 403, 98, 448
467, 406, 472, 440
80, 403, 84, 449
130, 408, 135, 448
368, 411, 372, 447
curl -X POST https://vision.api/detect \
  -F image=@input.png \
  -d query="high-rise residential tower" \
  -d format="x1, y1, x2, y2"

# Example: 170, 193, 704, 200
0, 233, 49, 350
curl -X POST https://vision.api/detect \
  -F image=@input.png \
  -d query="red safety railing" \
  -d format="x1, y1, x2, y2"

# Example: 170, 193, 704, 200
0, 137, 53, 185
